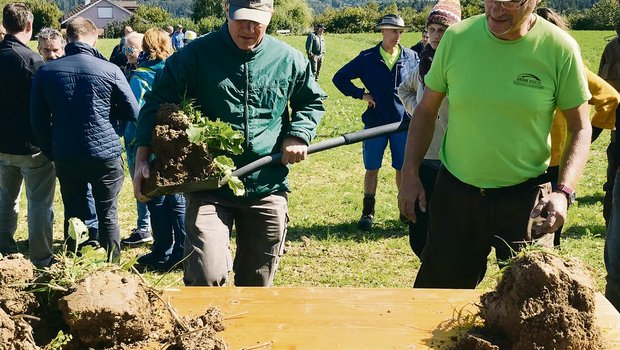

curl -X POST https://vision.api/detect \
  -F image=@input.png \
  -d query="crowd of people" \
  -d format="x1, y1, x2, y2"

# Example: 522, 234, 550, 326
1, 0, 620, 312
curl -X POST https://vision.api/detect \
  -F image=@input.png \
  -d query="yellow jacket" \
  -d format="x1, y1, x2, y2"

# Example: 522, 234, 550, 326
550, 68, 619, 167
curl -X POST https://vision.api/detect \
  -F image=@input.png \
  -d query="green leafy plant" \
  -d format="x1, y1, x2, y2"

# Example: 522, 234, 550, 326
181, 98, 246, 196
43, 330, 72, 350
30, 218, 137, 295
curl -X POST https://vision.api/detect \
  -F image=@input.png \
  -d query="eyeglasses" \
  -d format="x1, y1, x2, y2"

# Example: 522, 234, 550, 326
122, 46, 135, 55
488, 0, 528, 10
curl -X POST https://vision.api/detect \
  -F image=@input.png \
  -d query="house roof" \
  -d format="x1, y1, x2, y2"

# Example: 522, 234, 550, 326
60, 0, 137, 25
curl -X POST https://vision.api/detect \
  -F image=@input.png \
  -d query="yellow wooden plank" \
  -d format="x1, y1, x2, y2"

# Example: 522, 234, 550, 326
156, 287, 620, 350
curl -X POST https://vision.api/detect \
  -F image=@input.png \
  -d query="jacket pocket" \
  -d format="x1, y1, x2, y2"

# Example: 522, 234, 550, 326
248, 80, 290, 119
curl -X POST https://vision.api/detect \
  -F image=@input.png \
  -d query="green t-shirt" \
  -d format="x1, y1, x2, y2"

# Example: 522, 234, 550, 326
424, 14, 590, 188
380, 45, 401, 71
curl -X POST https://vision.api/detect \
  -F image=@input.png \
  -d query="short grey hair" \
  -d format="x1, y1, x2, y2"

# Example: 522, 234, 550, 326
37, 27, 66, 46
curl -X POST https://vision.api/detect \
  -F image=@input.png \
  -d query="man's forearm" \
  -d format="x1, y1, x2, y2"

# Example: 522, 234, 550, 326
558, 122, 592, 189
401, 104, 437, 178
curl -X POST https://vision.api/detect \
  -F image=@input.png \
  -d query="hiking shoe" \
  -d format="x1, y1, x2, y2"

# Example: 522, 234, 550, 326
136, 253, 168, 271
357, 214, 374, 231
121, 228, 153, 246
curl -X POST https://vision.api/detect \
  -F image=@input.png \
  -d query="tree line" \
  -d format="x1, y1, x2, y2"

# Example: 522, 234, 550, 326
0, 0, 618, 37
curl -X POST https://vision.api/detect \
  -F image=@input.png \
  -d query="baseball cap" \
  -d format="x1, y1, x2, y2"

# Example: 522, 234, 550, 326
228, 0, 274, 26
376, 14, 406, 30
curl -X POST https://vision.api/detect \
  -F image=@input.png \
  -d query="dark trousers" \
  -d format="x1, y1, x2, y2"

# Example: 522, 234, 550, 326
408, 161, 440, 258
414, 168, 554, 289
55, 157, 124, 259
605, 141, 617, 228
146, 193, 186, 261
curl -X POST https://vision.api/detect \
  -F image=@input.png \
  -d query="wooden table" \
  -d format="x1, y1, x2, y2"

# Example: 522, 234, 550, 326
162, 287, 620, 350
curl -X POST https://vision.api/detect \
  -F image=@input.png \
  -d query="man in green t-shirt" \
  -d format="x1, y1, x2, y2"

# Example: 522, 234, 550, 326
398, 0, 592, 288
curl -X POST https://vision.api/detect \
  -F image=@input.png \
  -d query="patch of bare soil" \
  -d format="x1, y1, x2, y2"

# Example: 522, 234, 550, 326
0, 253, 38, 315
144, 103, 216, 194
0, 254, 39, 349
454, 251, 606, 350
0, 253, 229, 349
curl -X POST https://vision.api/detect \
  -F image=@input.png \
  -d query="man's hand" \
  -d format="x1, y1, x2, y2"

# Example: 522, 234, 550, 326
281, 137, 308, 165
133, 146, 153, 203
530, 191, 568, 234
362, 93, 376, 108
398, 175, 426, 223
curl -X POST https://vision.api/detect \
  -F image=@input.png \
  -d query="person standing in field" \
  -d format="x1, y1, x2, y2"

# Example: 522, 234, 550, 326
132, 0, 326, 286
398, 0, 592, 288
397, 0, 461, 258
126, 28, 186, 271
118, 31, 154, 247
333, 14, 419, 231
306, 23, 325, 81
601, 21, 620, 312
535, 8, 619, 248
36, 27, 101, 242
171, 24, 184, 51
410, 28, 428, 56
31, 17, 139, 260
0, 3, 55, 268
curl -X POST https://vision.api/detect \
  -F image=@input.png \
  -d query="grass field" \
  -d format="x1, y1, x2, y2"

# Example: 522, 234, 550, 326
18, 30, 617, 291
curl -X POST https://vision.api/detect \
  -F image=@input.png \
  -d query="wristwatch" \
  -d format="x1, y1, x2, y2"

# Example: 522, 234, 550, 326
554, 184, 576, 206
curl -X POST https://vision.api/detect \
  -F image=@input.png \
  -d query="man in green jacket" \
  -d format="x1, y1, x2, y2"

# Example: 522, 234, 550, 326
133, 0, 326, 287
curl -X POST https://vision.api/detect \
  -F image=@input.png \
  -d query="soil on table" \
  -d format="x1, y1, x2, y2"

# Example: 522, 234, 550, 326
453, 251, 606, 350
0, 253, 229, 349
144, 103, 218, 194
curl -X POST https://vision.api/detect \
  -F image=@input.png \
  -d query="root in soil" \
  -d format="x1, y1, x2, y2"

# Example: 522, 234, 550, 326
144, 103, 216, 194
442, 250, 606, 350
0, 252, 229, 350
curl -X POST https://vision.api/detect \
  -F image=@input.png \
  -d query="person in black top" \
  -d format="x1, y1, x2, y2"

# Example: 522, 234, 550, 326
410, 28, 428, 55
0, 3, 55, 268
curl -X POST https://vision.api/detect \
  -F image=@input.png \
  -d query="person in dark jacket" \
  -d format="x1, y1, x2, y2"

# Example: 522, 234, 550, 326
333, 14, 419, 231
0, 3, 55, 268
410, 28, 428, 55
31, 17, 139, 259
132, 0, 326, 286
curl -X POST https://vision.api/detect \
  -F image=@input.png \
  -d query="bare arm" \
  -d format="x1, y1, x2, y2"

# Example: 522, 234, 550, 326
531, 102, 591, 233
398, 87, 445, 222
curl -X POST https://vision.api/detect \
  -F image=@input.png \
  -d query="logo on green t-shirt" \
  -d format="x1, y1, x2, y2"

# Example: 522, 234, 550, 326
513, 73, 543, 89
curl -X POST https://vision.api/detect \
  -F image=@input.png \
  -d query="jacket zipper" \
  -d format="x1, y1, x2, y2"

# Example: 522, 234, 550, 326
244, 61, 249, 149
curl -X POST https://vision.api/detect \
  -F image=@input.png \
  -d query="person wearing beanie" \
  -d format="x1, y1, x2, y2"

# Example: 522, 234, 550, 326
399, 0, 592, 289
397, 0, 460, 258
333, 14, 419, 231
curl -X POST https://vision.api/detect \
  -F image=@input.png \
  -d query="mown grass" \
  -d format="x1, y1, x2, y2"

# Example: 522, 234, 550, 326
17, 30, 616, 291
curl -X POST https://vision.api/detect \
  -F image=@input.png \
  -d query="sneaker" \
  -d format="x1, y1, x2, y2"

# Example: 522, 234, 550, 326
121, 228, 153, 246
136, 252, 168, 271
357, 214, 374, 231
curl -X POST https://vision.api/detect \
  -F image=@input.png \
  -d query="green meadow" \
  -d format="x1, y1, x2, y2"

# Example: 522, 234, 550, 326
19, 30, 617, 290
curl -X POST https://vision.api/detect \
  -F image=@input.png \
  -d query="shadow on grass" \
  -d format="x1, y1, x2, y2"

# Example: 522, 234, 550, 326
561, 224, 607, 239
288, 219, 409, 243
576, 193, 605, 206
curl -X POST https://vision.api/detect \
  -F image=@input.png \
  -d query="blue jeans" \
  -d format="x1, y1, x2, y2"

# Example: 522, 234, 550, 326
0, 152, 55, 267
127, 145, 150, 230
605, 173, 620, 311
85, 184, 99, 238
146, 194, 186, 261
55, 157, 124, 259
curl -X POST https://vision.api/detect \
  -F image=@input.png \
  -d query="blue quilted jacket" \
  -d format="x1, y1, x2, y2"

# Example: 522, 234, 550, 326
30, 42, 139, 161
